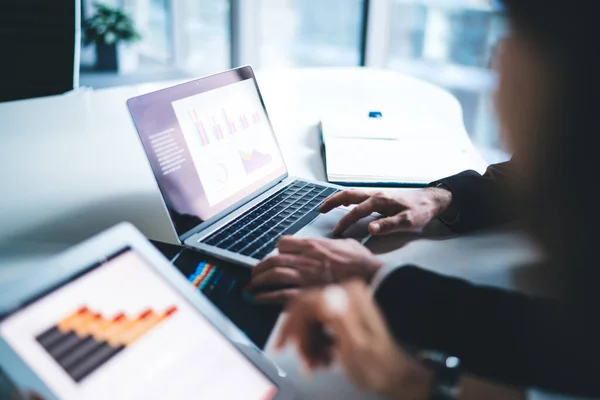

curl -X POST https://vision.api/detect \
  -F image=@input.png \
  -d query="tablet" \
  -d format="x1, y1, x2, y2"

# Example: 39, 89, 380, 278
0, 223, 293, 400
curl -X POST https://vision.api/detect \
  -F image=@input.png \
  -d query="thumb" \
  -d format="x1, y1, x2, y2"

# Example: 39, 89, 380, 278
369, 214, 407, 235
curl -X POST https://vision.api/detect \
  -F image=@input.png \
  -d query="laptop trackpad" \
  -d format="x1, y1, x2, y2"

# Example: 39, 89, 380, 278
294, 208, 376, 242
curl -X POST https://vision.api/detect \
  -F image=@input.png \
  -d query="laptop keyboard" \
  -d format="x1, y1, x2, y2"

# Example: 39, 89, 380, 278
201, 180, 338, 259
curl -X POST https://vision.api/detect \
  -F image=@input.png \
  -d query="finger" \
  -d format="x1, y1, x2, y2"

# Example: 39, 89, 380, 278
277, 236, 331, 255
333, 196, 387, 235
369, 213, 410, 235
246, 267, 302, 292
254, 288, 301, 304
252, 252, 322, 276
275, 236, 313, 255
319, 190, 371, 213
276, 295, 317, 350
306, 285, 370, 351
298, 319, 335, 371
339, 280, 392, 338
276, 293, 335, 370
252, 256, 278, 277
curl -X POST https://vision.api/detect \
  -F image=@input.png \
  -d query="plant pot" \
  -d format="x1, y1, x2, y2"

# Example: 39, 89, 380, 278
95, 41, 118, 71
117, 43, 139, 74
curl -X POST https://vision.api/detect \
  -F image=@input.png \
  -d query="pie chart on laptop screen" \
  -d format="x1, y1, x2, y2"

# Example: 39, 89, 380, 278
215, 162, 229, 183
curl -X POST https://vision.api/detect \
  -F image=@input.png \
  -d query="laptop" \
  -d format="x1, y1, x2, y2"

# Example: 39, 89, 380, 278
0, 223, 293, 400
127, 66, 372, 267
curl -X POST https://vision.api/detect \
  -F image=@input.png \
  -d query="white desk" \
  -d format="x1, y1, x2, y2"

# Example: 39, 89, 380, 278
0, 67, 543, 399
0, 67, 479, 246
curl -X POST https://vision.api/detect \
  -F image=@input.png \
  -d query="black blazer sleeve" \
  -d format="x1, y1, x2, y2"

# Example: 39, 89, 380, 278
430, 161, 517, 233
374, 266, 600, 397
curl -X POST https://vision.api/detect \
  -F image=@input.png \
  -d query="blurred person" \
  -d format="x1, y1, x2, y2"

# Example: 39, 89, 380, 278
249, 0, 600, 396
277, 281, 525, 399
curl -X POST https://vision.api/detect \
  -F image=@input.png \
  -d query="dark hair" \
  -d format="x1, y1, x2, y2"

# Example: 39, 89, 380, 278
501, 1, 600, 303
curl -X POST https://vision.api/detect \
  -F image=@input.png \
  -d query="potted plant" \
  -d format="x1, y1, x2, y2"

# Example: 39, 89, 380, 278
83, 3, 141, 72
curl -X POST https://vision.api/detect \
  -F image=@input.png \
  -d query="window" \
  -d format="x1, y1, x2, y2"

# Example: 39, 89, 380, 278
385, 0, 506, 149
124, 0, 173, 65
256, 0, 364, 68
172, 0, 230, 75
80, 0, 507, 153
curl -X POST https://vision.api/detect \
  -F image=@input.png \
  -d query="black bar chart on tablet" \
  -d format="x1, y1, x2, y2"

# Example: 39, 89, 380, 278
35, 305, 177, 382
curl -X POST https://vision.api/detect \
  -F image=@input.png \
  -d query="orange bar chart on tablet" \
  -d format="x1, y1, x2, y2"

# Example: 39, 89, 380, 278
35, 305, 177, 383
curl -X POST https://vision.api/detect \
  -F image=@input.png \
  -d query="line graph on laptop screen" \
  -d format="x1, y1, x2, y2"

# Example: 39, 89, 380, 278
172, 79, 285, 207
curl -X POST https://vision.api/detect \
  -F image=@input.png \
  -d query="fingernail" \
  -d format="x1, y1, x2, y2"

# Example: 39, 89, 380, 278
371, 223, 380, 233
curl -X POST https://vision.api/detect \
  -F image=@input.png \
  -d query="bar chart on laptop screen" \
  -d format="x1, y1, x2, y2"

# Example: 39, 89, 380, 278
35, 305, 178, 383
189, 107, 264, 147
172, 79, 285, 207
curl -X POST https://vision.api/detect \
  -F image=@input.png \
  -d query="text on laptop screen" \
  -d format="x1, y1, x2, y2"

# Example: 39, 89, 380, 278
128, 71, 287, 237
0, 249, 277, 400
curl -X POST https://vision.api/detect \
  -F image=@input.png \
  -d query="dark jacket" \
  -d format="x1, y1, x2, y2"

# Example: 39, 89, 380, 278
374, 161, 600, 396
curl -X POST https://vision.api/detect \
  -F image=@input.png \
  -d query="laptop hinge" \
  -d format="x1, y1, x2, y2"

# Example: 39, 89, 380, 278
178, 174, 290, 243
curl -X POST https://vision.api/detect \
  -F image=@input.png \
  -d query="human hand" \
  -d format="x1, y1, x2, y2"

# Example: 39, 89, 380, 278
276, 281, 432, 399
319, 187, 453, 236
246, 236, 383, 304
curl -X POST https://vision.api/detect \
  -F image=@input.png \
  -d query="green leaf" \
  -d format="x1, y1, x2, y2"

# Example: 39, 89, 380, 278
83, 2, 141, 44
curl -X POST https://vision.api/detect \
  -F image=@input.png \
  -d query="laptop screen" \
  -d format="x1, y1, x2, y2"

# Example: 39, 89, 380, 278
0, 248, 278, 400
128, 67, 287, 237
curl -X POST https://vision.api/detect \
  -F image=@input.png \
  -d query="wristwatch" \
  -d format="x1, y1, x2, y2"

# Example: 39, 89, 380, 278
417, 350, 462, 400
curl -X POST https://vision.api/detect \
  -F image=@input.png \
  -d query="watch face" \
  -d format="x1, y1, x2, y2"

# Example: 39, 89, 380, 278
445, 356, 460, 369
417, 350, 461, 400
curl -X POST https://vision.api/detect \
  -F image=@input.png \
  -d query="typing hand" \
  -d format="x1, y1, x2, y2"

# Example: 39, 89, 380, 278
319, 188, 453, 236
246, 236, 383, 304
275, 281, 432, 399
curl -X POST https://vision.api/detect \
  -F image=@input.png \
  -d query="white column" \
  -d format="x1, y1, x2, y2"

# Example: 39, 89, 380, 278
364, 0, 392, 68
231, 0, 261, 68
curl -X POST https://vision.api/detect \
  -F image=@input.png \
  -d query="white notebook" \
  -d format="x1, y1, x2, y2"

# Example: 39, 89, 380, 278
319, 115, 488, 186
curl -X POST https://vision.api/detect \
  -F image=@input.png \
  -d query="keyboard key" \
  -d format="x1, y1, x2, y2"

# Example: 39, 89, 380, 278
279, 221, 293, 229
252, 249, 270, 260
204, 235, 221, 246
241, 243, 261, 256
307, 199, 322, 207
262, 210, 276, 218
228, 242, 247, 252
230, 233, 245, 241
254, 226, 269, 235
299, 205, 313, 213
218, 239, 235, 249
282, 210, 320, 236
271, 225, 286, 234
270, 216, 285, 224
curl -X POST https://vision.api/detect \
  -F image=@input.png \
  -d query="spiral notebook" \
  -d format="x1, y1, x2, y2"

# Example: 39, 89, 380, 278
319, 115, 488, 187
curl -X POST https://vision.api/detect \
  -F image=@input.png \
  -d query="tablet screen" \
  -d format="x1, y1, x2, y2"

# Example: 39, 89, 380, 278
0, 249, 277, 400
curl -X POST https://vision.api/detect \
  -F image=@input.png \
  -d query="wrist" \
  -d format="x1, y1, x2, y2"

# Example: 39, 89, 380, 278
364, 257, 384, 283
423, 187, 453, 219
388, 356, 433, 400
